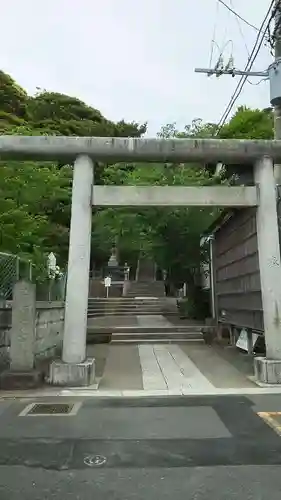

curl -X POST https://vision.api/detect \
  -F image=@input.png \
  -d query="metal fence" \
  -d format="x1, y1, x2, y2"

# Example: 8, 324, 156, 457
0, 252, 67, 302
0, 252, 32, 301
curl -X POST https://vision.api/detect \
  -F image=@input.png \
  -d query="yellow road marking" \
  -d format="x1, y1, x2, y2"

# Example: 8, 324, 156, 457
258, 412, 281, 436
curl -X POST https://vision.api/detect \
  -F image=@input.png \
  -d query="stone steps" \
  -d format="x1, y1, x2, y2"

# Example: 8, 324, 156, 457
87, 311, 178, 317
87, 325, 203, 335
87, 297, 178, 317
88, 311, 178, 317
87, 327, 203, 344
88, 298, 170, 302
87, 323, 204, 344
125, 280, 165, 297
111, 338, 204, 344
110, 332, 203, 344
87, 324, 203, 331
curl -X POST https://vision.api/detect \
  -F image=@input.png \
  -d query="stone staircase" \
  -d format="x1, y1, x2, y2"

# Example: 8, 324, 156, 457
87, 321, 203, 344
87, 296, 178, 317
109, 326, 203, 344
87, 256, 203, 343
136, 257, 156, 281
125, 280, 165, 297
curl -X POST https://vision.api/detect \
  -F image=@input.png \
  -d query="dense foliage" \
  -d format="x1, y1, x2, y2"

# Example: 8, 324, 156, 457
0, 71, 146, 277
0, 70, 274, 290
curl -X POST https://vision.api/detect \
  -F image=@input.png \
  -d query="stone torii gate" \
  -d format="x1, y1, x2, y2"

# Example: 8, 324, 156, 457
1, 136, 281, 385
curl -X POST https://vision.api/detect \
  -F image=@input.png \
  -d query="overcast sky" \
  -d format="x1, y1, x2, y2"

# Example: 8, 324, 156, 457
1, 0, 272, 135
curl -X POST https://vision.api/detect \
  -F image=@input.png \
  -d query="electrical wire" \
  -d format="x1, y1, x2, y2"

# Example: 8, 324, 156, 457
215, 0, 276, 134
248, 77, 268, 85
218, 0, 260, 32
229, 0, 250, 56
209, 1, 220, 69
209, 2, 237, 75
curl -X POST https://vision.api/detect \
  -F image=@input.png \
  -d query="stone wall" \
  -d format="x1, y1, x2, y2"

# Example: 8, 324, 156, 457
0, 301, 65, 368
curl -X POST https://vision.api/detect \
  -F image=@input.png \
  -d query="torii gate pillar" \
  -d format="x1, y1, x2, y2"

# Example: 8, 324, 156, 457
254, 156, 281, 383
49, 155, 95, 386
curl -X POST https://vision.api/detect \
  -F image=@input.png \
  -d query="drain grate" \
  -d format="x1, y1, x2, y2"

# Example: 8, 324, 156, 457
19, 402, 82, 417
29, 403, 74, 415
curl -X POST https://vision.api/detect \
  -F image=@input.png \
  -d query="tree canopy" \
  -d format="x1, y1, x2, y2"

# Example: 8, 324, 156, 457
0, 70, 146, 275
0, 70, 274, 287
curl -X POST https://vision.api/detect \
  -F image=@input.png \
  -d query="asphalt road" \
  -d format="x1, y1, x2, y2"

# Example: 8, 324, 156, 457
0, 394, 281, 499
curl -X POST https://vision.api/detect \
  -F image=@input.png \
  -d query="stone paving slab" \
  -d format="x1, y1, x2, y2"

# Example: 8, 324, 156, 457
161, 345, 214, 391
138, 345, 168, 390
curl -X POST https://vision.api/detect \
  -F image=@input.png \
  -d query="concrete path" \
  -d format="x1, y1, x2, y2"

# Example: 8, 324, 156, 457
85, 313, 258, 394
180, 343, 255, 389
85, 313, 264, 395
99, 345, 143, 390
83, 341, 262, 397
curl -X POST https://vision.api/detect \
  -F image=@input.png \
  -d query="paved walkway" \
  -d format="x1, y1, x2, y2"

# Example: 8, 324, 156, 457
1, 315, 279, 399
85, 314, 257, 396
85, 341, 259, 397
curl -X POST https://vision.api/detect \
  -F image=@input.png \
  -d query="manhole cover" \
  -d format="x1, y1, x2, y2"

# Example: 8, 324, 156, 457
19, 402, 82, 417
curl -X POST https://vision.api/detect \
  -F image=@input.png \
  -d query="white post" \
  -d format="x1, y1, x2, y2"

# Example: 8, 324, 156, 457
62, 155, 93, 364
254, 156, 281, 360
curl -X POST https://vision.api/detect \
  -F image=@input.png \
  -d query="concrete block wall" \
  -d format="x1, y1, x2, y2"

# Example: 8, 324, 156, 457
0, 301, 65, 367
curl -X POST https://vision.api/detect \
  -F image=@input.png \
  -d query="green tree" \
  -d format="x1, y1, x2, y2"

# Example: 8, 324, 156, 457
219, 106, 273, 139
0, 69, 273, 292
0, 71, 147, 271
0, 161, 71, 261
95, 159, 220, 289
0, 71, 28, 120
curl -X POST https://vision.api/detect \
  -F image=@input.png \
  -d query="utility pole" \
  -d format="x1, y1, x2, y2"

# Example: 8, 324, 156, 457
195, 1, 281, 174
274, 0, 281, 181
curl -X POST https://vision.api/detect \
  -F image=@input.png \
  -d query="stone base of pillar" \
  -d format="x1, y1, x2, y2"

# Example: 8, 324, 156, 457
254, 356, 281, 384
0, 370, 43, 390
48, 358, 95, 387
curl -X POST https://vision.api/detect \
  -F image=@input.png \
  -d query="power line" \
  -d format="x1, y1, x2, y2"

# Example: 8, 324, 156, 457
215, 0, 275, 133
216, 1, 274, 131
248, 77, 268, 85
209, 1, 220, 68
229, 0, 250, 56
218, 0, 260, 32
